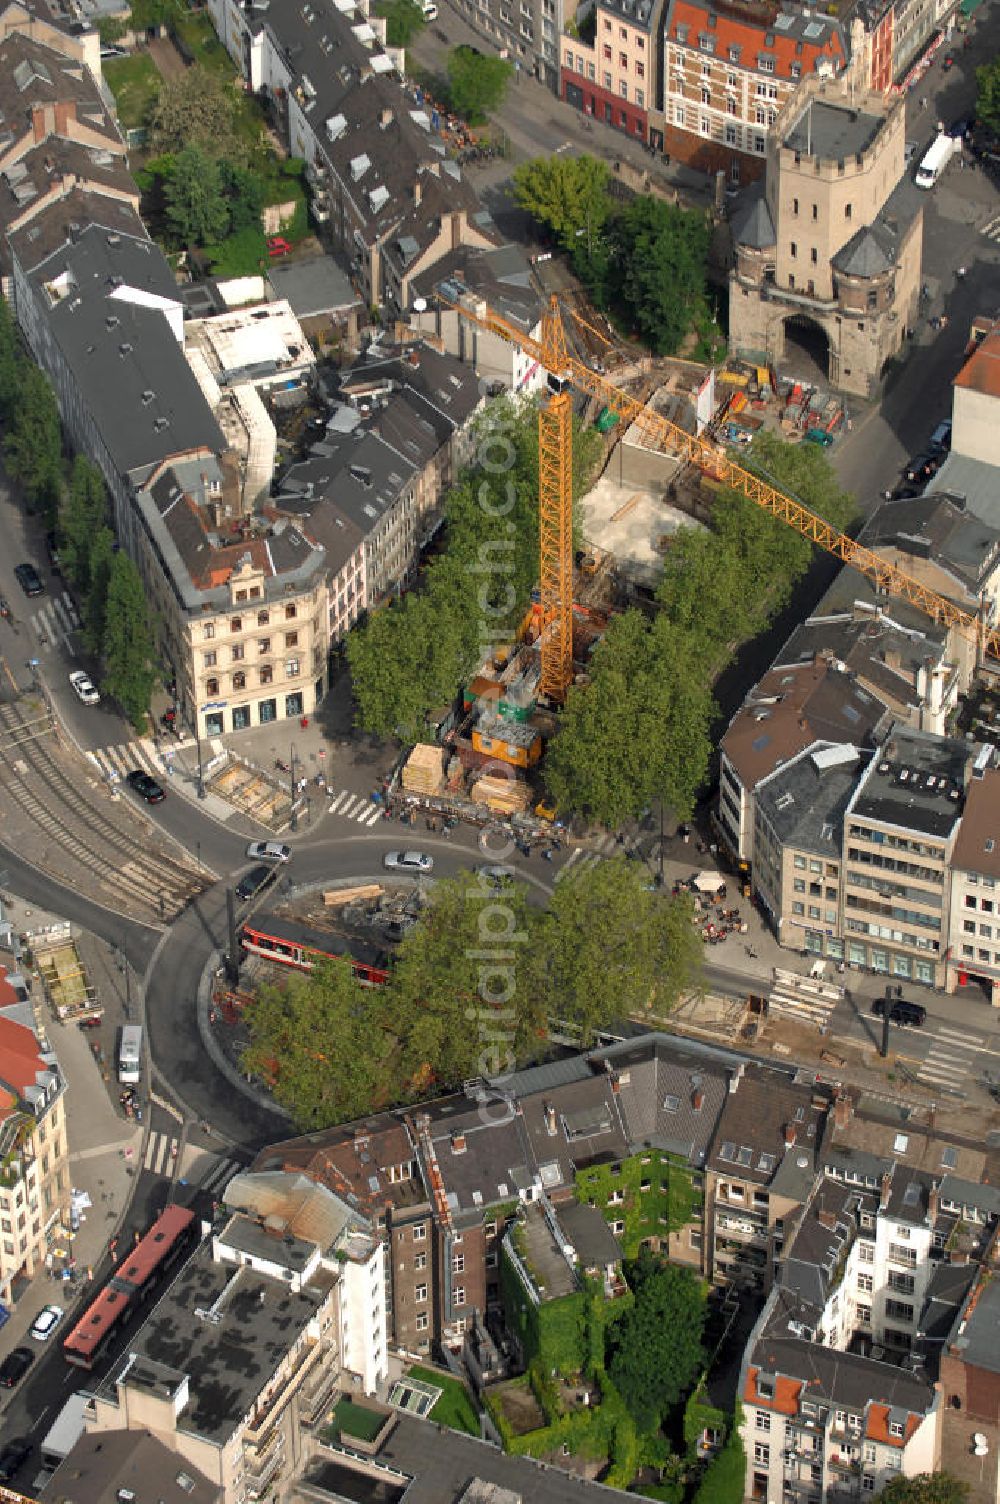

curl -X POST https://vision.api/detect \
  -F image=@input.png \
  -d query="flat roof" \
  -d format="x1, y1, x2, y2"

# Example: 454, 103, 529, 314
784, 100, 882, 160
851, 728, 969, 838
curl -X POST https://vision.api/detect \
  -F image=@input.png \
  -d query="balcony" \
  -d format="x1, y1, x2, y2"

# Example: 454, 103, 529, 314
828, 1454, 861, 1476
242, 1340, 325, 1447
300, 1352, 341, 1428
244, 1431, 285, 1499
762, 280, 837, 313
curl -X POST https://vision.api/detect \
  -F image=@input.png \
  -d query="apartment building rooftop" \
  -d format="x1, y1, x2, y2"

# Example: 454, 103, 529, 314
99, 1239, 326, 1445
50, 1429, 221, 1503
864, 493, 1000, 597
952, 1275, 1000, 1375
252, 1114, 424, 1220
0, 31, 103, 132
266, 252, 359, 321
223, 1170, 378, 1261
278, 425, 419, 534
851, 727, 970, 837
670, 0, 846, 76
952, 767, 1000, 878
414, 241, 542, 332
783, 98, 882, 160
756, 742, 867, 856
746, 1332, 934, 1429
337, 339, 483, 436
417, 1092, 538, 1219
0, 1013, 57, 1122
708, 1063, 828, 1197
590, 1035, 731, 1163
7, 182, 146, 271
954, 329, 1000, 400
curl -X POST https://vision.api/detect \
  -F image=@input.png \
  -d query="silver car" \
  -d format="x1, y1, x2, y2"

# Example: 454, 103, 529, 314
383, 850, 434, 874
29, 1304, 64, 1342
245, 840, 292, 863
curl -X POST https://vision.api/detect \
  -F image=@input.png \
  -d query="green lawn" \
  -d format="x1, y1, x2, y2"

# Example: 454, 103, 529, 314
103, 53, 161, 130
329, 1396, 386, 1443
172, 10, 237, 78
407, 1365, 480, 1436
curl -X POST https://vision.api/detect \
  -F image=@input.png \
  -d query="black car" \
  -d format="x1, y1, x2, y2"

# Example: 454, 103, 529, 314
0, 1346, 34, 1388
13, 562, 44, 598
45, 529, 62, 574
126, 769, 166, 804
871, 998, 926, 1028
0, 1440, 31, 1482
903, 452, 941, 483
236, 863, 275, 902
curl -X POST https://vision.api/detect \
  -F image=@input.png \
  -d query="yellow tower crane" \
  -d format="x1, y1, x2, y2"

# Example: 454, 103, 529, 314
439, 291, 1000, 689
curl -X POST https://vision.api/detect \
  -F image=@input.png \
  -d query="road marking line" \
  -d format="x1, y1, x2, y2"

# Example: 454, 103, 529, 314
355, 803, 374, 822
363, 806, 382, 826
328, 791, 350, 814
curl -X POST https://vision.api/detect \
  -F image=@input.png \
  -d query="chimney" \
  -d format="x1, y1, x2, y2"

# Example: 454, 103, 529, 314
833, 1092, 852, 1132
880, 1171, 892, 1210
784, 1124, 797, 1148
544, 1103, 557, 1136
54, 100, 76, 134
928, 1180, 940, 1225
692, 1089, 704, 1112
413, 179, 422, 207
818, 1209, 836, 1229
450, 210, 464, 250
451, 1132, 466, 1154
728, 1062, 745, 1094
380, 107, 394, 128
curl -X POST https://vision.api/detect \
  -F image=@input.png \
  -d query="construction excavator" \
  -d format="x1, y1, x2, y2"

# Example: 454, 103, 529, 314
439, 291, 996, 702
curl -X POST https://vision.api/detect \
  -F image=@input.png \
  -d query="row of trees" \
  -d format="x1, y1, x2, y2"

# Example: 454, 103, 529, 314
346, 396, 602, 741
0, 300, 159, 728
543, 433, 856, 826
513, 155, 713, 355
242, 858, 702, 1129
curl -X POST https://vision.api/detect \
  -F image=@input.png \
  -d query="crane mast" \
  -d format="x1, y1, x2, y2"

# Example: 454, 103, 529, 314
438, 291, 998, 669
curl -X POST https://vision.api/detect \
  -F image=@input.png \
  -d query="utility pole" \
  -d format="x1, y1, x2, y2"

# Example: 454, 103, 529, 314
225, 889, 239, 985
122, 935, 132, 1019
290, 744, 298, 832
196, 721, 206, 800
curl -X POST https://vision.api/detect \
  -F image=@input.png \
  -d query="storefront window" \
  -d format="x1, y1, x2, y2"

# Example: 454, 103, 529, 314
915, 960, 934, 984
871, 949, 889, 974
232, 705, 250, 730
258, 698, 277, 724
891, 955, 911, 979
205, 712, 224, 737
827, 938, 844, 960
285, 692, 303, 718
848, 942, 866, 966
805, 931, 823, 953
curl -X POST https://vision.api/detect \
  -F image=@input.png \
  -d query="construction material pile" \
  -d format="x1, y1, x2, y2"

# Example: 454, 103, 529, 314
402, 744, 445, 796
470, 774, 532, 814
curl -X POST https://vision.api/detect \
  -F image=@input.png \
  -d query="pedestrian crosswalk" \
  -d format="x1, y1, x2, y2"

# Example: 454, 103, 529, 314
982, 213, 1000, 244
143, 1129, 242, 1195
555, 834, 619, 881
30, 590, 81, 655
87, 738, 165, 784
915, 1024, 986, 1092
767, 968, 843, 1031
327, 789, 385, 827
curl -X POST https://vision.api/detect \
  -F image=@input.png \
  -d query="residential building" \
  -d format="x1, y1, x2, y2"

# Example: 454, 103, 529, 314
0, 0, 102, 98
561, 0, 659, 147
841, 725, 970, 986
939, 1268, 1000, 1504
410, 242, 545, 393
718, 655, 889, 864
85, 1182, 384, 1502
950, 324, 1000, 468
0, 1012, 68, 1306
205, 0, 499, 308
705, 1061, 829, 1292
946, 764, 1000, 1001
452, 0, 575, 92
754, 742, 869, 961
891, 0, 938, 81
729, 78, 923, 398
658, 0, 848, 186
50, 1431, 221, 1504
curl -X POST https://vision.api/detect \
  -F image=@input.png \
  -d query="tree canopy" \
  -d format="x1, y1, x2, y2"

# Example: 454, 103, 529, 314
102, 550, 159, 730
543, 432, 855, 826
513, 155, 611, 252
3, 362, 63, 523
447, 46, 512, 123
346, 395, 602, 742
149, 68, 247, 162
976, 58, 1000, 137
375, 0, 426, 46
879, 1476, 969, 1504
605, 1251, 706, 1432
598, 196, 712, 356
242, 863, 700, 1129
59, 456, 111, 596
164, 145, 230, 247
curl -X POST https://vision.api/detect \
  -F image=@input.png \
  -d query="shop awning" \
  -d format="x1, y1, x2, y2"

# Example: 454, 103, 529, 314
960, 0, 983, 17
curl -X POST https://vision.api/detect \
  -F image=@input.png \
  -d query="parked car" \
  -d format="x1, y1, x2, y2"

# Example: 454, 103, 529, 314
69, 670, 100, 706
245, 840, 292, 864
904, 139, 919, 163
28, 1303, 64, 1341
476, 864, 513, 885
383, 850, 434, 874
903, 451, 941, 482
14, 562, 43, 598
236, 863, 275, 902
125, 769, 166, 804
929, 419, 952, 452
942, 52, 955, 70
267, 236, 291, 258
45, 529, 62, 573
871, 998, 926, 1028
804, 428, 835, 448
0, 1440, 30, 1482
0, 1347, 34, 1388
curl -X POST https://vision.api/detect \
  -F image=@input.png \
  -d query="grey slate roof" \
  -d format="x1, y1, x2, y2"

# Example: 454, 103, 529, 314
784, 100, 882, 161
863, 493, 1000, 595
850, 726, 970, 839
833, 226, 892, 277
756, 743, 868, 857
731, 188, 776, 249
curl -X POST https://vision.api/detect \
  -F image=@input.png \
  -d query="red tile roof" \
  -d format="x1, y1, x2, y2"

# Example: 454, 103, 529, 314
669, 0, 846, 79
865, 1403, 919, 1448
954, 330, 1000, 399
744, 1365, 803, 1415
0, 1015, 44, 1118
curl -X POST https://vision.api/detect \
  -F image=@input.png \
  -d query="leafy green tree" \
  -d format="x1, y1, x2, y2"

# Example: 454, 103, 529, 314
242, 962, 391, 1130
97, 15, 126, 43
164, 145, 230, 246
879, 1478, 968, 1504
220, 160, 265, 232
977, 58, 1000, 137
101, 551, 158, 729
690, 1415, 745, 1504
606, 1251, 706, 1432
60, 457, 110, 596
446, 46, 512, 123
0, 295, 23, 423
513, 155, 611, 252
129, 0, 182, 30
3, 364, 63, 521
375, 0, 425, 46
533, 858, 701, 1042
149, 67, 244, 162
613, 197, 711, 355
390, 873, 544, 1091
83, 528, 115, 658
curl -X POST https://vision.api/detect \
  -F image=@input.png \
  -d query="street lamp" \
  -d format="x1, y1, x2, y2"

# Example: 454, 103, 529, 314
196, 720, 206, 800
122, 935, 132, 1019
289, 744, 298, 832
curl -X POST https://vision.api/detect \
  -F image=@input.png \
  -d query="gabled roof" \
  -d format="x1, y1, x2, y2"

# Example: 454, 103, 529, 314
954, 329, 1000, 399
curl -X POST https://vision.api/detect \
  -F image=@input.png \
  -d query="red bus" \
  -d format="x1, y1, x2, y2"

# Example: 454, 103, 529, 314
240, 914, 390, 984
63, 1204, 196, 1369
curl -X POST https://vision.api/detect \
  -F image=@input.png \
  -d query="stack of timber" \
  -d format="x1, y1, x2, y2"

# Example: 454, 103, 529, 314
402, 744, 445, 796
470, 775, 532, 814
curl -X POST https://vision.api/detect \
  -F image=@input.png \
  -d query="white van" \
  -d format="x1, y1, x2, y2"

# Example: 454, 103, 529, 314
421, 0, 438, 17
118, 1024, 142, 1085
